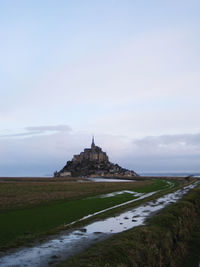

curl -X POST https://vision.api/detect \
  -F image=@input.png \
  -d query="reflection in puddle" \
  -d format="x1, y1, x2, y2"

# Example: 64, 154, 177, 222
0, 181, 198, 267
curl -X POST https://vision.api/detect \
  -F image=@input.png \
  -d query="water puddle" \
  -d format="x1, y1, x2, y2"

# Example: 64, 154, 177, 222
0, 181, 199, 267
86, 177, 136, 182
166, 180, 174, 188
99, 190, 143, 198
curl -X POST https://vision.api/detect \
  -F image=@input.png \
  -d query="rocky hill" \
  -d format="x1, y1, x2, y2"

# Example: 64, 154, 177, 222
54, 138, 138, 178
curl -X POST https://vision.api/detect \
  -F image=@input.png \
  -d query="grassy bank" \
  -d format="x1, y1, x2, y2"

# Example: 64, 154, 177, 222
182, 220, 200, 266
0, 179, 178, 250
57, 183, 200, 267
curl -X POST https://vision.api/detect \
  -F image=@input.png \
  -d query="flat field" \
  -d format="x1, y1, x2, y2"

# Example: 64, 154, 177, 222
0, 177, 182, 250
0, 177, 152, 210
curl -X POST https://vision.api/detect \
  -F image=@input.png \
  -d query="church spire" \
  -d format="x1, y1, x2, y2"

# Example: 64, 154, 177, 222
91, 135, 95, 148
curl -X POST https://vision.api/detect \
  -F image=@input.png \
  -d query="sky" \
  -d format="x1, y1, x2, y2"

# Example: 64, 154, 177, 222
0, 0, 200, 176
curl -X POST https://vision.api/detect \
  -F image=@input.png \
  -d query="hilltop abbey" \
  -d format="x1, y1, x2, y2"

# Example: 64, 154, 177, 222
72, 137, 108, 163
55, 137, 137, 178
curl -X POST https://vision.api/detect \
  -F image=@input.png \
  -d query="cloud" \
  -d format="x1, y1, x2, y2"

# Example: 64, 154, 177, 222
131, 133, 200, 155
0, 131, 42, 138
0, 124, 72, 139
115, 133, 200, 173
26, 125, 71, 132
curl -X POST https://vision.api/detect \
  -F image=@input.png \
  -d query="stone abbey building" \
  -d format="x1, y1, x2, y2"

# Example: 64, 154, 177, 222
55, 137, 137, 178
72, 137, 108, 163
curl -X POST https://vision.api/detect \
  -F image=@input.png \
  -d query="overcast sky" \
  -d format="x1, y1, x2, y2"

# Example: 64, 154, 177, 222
0, 0, 200, 176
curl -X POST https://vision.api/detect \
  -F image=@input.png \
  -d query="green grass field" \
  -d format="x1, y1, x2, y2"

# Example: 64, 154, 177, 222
135, 179, 178, 193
